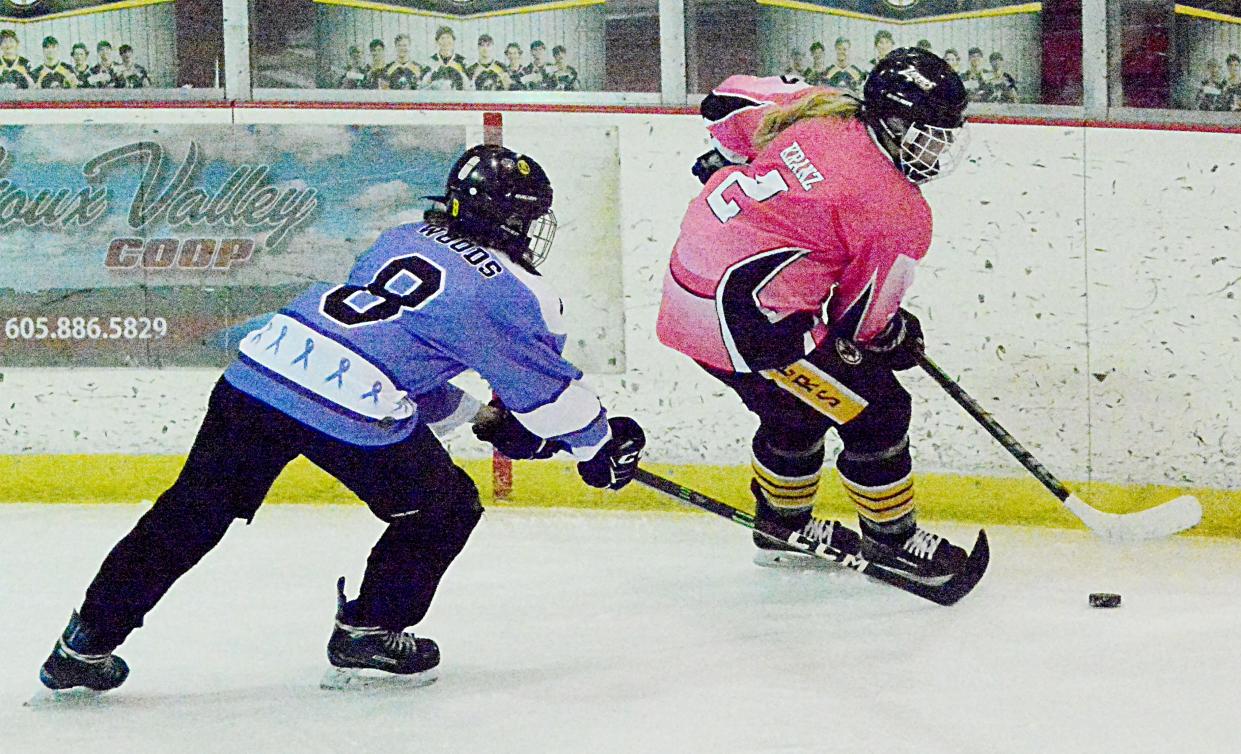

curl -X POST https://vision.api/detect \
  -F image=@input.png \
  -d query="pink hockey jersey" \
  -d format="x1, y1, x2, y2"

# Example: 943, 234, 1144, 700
656, 75, 933, 374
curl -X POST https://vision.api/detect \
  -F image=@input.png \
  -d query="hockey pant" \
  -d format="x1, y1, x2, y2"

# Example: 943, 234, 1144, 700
702, 338, 915, 537
78, 378, 482, 649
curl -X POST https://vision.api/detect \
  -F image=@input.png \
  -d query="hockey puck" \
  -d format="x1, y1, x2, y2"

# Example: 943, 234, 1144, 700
1089, 592, 1121, 608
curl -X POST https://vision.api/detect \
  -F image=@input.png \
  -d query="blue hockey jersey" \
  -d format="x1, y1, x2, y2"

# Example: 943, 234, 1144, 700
223, 221, 611, 458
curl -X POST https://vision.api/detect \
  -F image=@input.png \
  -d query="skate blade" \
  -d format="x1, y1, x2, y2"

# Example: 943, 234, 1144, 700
320, 666, 439, 692
24, 686, 109, 709
753, 549, 847, 570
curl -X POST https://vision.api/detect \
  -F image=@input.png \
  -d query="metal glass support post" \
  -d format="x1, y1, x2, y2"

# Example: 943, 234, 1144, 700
223, 0, 253, 101
658, 0, 688, 105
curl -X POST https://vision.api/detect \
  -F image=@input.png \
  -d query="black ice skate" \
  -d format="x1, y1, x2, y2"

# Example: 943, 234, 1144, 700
33, 611, 129, 703
860, 526, 968, 586
751, 481, 861, 568
322, 577, 440, 691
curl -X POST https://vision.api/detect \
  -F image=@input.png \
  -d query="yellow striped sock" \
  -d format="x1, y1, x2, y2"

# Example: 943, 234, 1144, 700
752, 459, 820, 511
842, 475, 915, 524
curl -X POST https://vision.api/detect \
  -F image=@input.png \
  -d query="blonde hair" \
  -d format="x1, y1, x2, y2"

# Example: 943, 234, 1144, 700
753, 91, 862, 150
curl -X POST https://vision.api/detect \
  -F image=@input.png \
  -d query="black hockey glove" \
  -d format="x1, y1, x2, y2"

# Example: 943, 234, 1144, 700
692, 149, 733, 184
578, 416, 646, 490
858, 308, 924, 371
472, 400, 558, 460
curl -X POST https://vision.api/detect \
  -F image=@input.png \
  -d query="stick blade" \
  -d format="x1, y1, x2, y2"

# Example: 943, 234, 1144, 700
859, 529, 990, 606
1064, 494, 1203, 542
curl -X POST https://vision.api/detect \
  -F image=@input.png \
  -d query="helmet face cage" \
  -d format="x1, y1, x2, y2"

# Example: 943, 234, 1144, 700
880, 117, 969, 185
525, 209, 557, 268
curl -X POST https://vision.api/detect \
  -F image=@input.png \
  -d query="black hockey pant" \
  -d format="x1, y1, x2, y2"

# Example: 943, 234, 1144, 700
79, 378, 482, 649
702, 338, 914, 528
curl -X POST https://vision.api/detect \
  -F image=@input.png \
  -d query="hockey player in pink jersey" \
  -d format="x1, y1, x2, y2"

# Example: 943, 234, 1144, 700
657, 48, 972, 586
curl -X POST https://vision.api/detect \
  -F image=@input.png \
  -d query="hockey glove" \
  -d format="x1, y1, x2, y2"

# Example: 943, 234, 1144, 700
471, 400, 558, 460
858, 308, 924, 371
692, 149, 733, 184
578, 416, 646, 490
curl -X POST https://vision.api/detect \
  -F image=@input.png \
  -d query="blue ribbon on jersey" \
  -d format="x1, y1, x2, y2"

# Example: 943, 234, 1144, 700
265, 325, 288, 354
292, 339, 315, 369
325, 358, 351, 388
249, 321, 274, 344
360, 381, 382, 404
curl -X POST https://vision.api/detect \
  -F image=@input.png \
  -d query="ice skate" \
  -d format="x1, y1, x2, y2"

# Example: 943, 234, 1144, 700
322, 577, 440, 691
860, 525, 968, 586
29, 611, 129, 706
751, 481, 861, 568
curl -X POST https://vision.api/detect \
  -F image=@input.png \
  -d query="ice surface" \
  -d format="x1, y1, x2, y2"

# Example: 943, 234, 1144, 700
2, 504, 1236, 754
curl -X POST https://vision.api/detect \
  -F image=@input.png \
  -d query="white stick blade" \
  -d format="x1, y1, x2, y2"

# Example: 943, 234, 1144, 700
1063, 494, 1203, 542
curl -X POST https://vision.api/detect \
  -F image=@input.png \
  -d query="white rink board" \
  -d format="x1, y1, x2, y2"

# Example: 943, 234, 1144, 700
3, 111, 1241, 492
2, 505, 1238, 754
1083, 126, 1241, 488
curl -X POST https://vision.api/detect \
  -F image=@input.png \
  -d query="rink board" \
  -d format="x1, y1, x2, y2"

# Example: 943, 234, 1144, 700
2, 454, 1237, 537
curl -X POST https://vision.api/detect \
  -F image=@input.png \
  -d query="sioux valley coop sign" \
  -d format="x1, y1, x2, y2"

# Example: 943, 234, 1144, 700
0, 124, 468, 367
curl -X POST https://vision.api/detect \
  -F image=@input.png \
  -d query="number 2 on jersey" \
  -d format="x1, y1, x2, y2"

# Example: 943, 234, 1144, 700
321, 254, 444, 327
707, 169, 789, 223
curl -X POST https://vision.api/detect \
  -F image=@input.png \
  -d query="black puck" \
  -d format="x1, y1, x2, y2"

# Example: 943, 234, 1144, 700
1089, 592, 1121, 608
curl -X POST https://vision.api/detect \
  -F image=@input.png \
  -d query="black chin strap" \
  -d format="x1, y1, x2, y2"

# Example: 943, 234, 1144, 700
861, 114, 904, 173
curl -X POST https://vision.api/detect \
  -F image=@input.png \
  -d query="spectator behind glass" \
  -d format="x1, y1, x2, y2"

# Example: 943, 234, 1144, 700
387, 33, 424, 90
826, 36, 864, 92
364, 38, 387, 89
519, 40, 552, 90
917, 39, 932, 54
962, 46, 988, 102
469, 34, 508, 91
1223, 54, 1241, 111
116, 43, 149, 88
503, 42, 524, 90
783, 46, 807, 79
805, 41, 829, 85
987, 51, 1016, 103
0, 29, 33, 89
338, 45, 367, 89
90, 40, 120, 88
33, 35, 76, 89
550, 44, 578, 91
869, 30, 894, 71
943, 48, 960, 74
70, 42, 91, 88
1196, 58, 1226, 111
426, 26, 467, 90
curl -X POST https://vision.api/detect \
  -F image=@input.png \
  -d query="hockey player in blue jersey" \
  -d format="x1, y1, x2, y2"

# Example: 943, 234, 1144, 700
38, 145, 646, 695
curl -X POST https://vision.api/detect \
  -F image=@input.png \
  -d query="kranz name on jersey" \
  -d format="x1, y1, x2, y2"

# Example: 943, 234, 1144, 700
779, 141, 824, 191
414, 223, 504, 278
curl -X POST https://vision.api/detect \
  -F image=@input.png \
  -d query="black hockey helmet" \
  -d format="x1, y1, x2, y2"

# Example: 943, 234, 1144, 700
861, 48, 969, 184
427, 144, 556, 267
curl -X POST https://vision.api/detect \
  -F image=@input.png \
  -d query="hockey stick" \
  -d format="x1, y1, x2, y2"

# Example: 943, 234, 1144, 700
915, 350, 1202, 541
633, 468, 989, 607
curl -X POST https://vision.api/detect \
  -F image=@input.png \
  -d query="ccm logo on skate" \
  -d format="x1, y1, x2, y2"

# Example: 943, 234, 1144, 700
105, 237, 255, 270
840, 553, 869, 571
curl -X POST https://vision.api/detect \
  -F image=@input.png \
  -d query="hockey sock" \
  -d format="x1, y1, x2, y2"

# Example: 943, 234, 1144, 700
751, 432, 824, 522
837, 436, 915, 546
